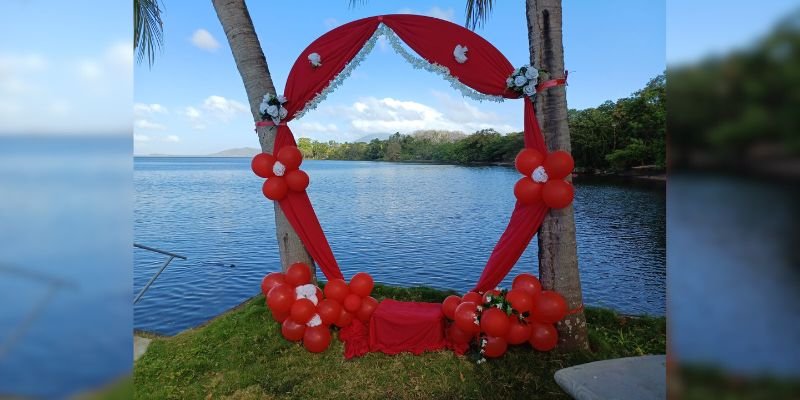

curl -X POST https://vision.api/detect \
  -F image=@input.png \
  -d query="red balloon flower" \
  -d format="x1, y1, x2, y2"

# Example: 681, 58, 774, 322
512, 148, 575, 209
251, 146, 309, 201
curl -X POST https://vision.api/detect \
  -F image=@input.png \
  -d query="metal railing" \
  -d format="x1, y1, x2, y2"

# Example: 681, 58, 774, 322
133, 243, 187, 304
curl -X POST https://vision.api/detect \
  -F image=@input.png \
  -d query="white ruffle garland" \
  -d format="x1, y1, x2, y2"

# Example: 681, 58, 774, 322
532, 166, 548, 183
294, 23, 506, 120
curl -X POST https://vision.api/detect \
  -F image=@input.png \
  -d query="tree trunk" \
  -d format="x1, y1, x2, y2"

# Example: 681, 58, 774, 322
212, 0, 315, 275
526, 0, 589, 350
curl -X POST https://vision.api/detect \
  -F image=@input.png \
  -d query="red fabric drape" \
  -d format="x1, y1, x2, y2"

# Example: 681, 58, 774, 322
368, 300, 447, 355
264, 14, 560, 288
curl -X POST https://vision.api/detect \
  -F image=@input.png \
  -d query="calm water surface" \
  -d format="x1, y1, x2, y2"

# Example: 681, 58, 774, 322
134, 158, 666, 335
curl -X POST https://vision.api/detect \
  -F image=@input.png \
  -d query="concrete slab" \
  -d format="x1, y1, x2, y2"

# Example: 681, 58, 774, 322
554, 354, 666, 400
134, 335, 152, 362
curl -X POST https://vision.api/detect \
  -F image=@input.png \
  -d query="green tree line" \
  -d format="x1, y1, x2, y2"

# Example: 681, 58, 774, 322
297, 74, 665, 172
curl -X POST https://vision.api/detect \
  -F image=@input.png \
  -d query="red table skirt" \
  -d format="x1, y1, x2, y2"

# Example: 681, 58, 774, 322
340, 299, 469, 359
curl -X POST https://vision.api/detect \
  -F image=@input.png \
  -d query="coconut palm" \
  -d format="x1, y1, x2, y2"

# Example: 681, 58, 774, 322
134, 0, 164, 67
466, 0, 588, 350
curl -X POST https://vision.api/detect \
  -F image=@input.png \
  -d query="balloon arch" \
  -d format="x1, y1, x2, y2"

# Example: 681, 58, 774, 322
253, 15, 576, 358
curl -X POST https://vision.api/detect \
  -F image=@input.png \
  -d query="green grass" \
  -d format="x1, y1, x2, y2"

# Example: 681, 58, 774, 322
133, 285, 666, 399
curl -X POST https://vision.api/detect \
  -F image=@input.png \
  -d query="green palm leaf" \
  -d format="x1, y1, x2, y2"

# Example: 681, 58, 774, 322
134, 0, 164, 67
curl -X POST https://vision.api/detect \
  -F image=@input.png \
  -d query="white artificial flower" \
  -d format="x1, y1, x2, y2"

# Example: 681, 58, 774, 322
514, 75, 528, 87
273, 161, 286, 177
532, 166, 548, 183
486, 295, 492, 302
278, 106, 288, 120
308, 52, 322, 67
523, 82, 537, 97
266, 105, 279, 117
524, 66, 539, 80
277, 95, 287, 104
306, 314, 322, 327
476, 306, 483, 311
295, 283, 318, 304
453, 44, 468, 64
506, 77, 514, 88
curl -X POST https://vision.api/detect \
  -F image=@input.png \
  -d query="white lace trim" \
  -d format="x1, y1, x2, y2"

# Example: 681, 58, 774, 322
294, 23, 505, 120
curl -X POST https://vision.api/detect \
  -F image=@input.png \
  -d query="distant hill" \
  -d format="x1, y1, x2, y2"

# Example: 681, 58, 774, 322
354, 133, 392, 143
207, 147, 261, 157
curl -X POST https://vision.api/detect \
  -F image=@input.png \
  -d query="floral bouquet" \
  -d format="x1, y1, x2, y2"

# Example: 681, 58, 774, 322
506, 65, 544, 97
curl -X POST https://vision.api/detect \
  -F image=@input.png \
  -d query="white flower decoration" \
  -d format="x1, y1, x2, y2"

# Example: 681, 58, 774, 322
476, 306, 483, 311
532, 166, 548, 183
306, 314, 322, 327
266, 105, 279, 117
485, 295, 492, 302
278, 106, 288, 120
513, 75, 528, 87
453, 44, 468, 64
308, 52, 322, 67
295, 283, 317, 304
277, 95, 287, 104
523, 83, 537, 97
524, 66, 539, 80
506, 77, 514, 87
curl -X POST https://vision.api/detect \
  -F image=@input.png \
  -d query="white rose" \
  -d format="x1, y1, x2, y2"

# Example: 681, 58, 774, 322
277, 95, 287, 104
272, 161, 286, 177
308, 52, 322, 67
524, 66, 539, 80
514, 75, 528, 87
278, 106, 288, 119
453, 44, 468, 64
266, 104, 278, 117
532, 165, 548, 182
506, 77, 514, 87
523, 82, 537, 97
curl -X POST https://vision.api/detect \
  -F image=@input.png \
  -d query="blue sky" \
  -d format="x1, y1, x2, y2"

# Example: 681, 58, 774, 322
1, 1, 796, 154
133, 0, 667, 155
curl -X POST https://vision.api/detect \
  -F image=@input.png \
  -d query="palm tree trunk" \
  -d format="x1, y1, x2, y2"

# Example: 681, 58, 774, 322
212, 0, 315, 275
526, 0, 588, 350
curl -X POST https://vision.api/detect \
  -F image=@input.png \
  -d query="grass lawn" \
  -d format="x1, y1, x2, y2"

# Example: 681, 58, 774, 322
133, 285, 666, 399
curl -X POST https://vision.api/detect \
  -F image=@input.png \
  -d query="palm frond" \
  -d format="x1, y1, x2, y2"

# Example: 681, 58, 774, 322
134, 0, 164, 67
465, 0, 495, 30
347, 0, 368, 9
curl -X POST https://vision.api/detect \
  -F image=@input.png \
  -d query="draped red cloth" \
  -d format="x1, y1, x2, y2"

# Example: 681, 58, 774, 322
263, 14, 562, 290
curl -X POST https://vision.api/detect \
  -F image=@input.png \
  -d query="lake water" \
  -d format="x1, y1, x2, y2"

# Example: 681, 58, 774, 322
134, 157, 666, 335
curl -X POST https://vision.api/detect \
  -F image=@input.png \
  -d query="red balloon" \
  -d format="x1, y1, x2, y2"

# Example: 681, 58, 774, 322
483, 336, 508, 358
323, 279, 350, 303
543, 150, 574, 180
251, 153, 276, 178
316, 299, 342, 326
261, 272, 286, 296
531, 291, 568, 324
285, 262, 312, 286
262, 177, 288, 201
454, 302, 480, 334
281, 318, 306, 342
290, 298, 316, 324
506, 289, 533, 313
529, 321, 559, 351
482, 289, 501, 304
271, 307, 290, 323
277, 146, 303, 170
303, 325, 332, 353
267, 284, 295, 313
343, 293, 362, 313
512, 273, 542, 297
349, 272, 374, 297
542, 180, 574, 209
462, 291, 482, 305
334, 309, 354, 328
356, 296, 379, 322
514, 177, 544, 205
442, 295, 462, 320
315, 286, 324, 301
506, 316, 533, 345
515, 148, 545, 176
447, 323, 474, 344
284, 169, 310, 192
480, 307, 511, 337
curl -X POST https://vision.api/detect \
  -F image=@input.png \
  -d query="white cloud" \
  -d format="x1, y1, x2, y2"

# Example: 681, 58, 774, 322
134, 134, 151, 142
297, 122, 339, 135
164, 135, 180, 143
397, 6, 455, 21
0, 54, 47, 73
323, 18, 340, 29
135, 119, 167, 131
191, 29, 220, 51
201, 95, 248, 120
134, 103, 168, 116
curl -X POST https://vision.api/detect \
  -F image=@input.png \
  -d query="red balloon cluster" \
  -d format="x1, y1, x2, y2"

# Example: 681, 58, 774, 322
251, 146, 310, 201
440, 272, 570, 358
513, 148, 575, 209
262, 266, 379, 354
